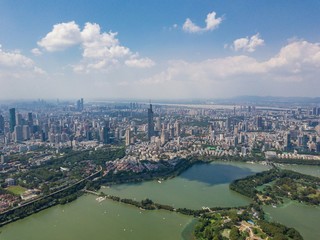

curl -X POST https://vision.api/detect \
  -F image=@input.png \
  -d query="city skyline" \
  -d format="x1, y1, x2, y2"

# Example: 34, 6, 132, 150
1, 0, 320, 99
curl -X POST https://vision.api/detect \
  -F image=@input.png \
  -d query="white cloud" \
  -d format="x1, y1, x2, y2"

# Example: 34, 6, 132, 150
132, 40, 320, 98
31, 48, 42, 56
38, 21, 82, 51
232, 33, 264, 52
125, 57, 155, 68
139, 56, 263, 86
0, 47, 33, 68
139, 40, 320, 86
205, 12, 222, 31
183, 18, 203, 33
37, 21, 155, 72
0, 44, 46, 79
265, 40, 320, 74
183, 11, 222, 33
81, 23, 125, 59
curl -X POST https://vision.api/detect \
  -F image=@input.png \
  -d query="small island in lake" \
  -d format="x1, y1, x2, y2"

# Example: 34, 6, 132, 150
230, 168, 320, 206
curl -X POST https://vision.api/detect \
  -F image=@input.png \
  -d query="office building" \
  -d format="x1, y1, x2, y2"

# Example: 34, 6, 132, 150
256, 116, 263, 130
312, 107, 317, 115
284, 132, 292, 151
22, 125, 30, 140
147, 104, 154, 140
28, 112, 33, 128
16, 113, 22, 126
9, 108, 16, 133
0, 114, 4, 133
100, 126, 110, 144
14, 125, 23, 142
76, 98, 84, 111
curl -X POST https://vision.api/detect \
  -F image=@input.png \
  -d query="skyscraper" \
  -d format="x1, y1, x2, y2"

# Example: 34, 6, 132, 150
14, 125, 23, 142
28, 112, 33, 127
312, 107, 317, 115
125, 128, 131, 146
76, 98, 84, 111
174, 120, 181, 137
22, 125, 30, 140
285, 132, 291, 151
225, 117, 231, 132
256, 116, 263, 130
155, 117, 161, 131
147, 104, 154, 140
0, 114, 4, 133
100, 126, 110, 144
15, 113, 22, 126
160, 128, 168, 145
9, 108, 16, 133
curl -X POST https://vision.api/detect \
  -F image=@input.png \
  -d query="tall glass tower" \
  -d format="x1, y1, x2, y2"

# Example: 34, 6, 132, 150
9, 108, 16, 133
147, 104, 154, 141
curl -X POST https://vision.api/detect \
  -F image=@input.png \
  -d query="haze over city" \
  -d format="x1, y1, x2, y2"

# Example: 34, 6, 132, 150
1, 0, 320, 100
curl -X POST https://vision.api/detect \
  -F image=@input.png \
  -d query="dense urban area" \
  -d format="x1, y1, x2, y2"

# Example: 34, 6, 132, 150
0, 98, 320, 239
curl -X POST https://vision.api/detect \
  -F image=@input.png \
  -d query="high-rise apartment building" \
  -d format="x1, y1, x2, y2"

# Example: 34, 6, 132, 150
174, 121, 181, 137
125, 128, 131, 146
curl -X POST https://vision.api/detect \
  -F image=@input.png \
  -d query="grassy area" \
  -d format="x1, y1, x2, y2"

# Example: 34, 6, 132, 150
221, 229, 230, 238
6, 185, 27, 195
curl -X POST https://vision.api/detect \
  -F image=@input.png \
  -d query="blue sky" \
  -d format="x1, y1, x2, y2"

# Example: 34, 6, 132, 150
0, 0, 320, 100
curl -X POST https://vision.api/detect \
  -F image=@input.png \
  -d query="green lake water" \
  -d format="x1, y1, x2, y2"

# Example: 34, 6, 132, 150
0, 195, 193, 240
280, 164, 320, 177
264, 201, 320, 240
102, 161, 270, 209
0, 161, 319, 240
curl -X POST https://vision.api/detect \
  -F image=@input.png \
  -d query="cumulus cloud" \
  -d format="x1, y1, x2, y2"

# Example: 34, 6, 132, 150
134, 40, 320, 98
139, 40, 320, 86
205, 12, 223, 31
232, 33, 264, 52
183, 19, 203, 33
0, 44, 45, 79
183, 11, 222, 33
265, 40, 320, 74
37, 21, 155, 72
38, 21, 82, 51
